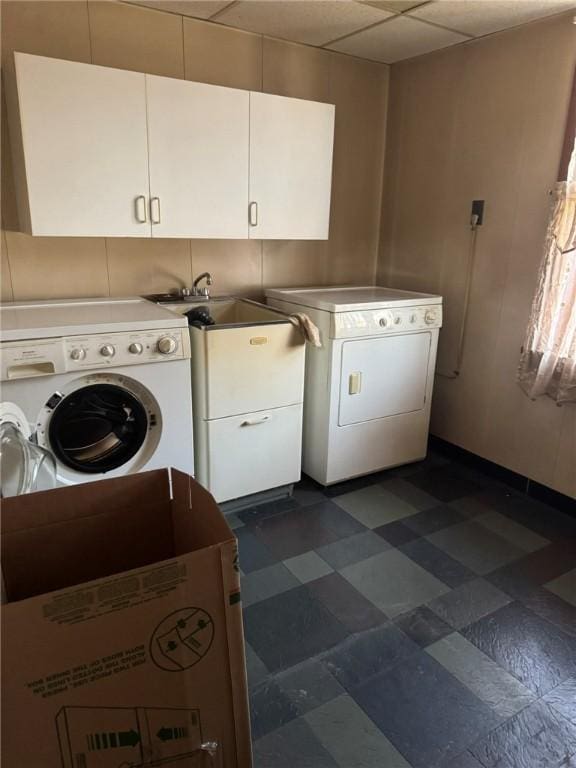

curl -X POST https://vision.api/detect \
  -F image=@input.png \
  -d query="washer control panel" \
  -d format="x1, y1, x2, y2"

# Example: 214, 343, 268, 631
64, 328, 190, 370
332, 304, 442, 339
0, 327, 190, 380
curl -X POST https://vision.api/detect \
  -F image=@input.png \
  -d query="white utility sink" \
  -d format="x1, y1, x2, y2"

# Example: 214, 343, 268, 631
149, 295, 306, 504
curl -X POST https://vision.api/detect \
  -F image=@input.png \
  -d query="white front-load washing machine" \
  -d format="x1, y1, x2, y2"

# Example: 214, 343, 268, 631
0, 297, 194, 489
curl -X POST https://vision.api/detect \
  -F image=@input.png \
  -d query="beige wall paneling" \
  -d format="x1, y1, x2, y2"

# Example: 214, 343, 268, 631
379, 12, 576, 495
262, 240, 328, 289
376, 63, 405, 288
263, 37, 331, 103
107, 237, 192, 295
6, 231, 109, 300
88, 1, 184, 77
431, 25, 539, 459
478, 15, 576, 485
191, 239, 262, 297
1, 1, 92, 71
380, 44, 467, 382
184, 18, 262, 91
328, 54, 388, 285
1, 230, 14, 301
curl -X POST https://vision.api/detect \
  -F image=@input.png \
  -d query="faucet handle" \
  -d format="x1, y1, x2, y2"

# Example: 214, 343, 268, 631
179, 287, 191, 298
199, 286, 210, 297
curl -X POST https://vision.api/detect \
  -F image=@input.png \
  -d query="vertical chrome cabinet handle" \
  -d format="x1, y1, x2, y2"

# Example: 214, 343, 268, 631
248, 201, 258, 227
135, 195, 148, 223
150, 197, 161, 225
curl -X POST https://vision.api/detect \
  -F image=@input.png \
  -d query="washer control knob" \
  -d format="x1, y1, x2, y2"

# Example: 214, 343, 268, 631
394, 315, 402, 325
100, 344, 116, 357
424, 310, 437, 325
157, 336, 177, 355
379, 317, 388, 328
70, 347, 86, 361
410, 314, 417, 324
129, 342, 143, 355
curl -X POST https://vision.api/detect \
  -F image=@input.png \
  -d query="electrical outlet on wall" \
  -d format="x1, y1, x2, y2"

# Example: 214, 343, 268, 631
471, 200, 485, 226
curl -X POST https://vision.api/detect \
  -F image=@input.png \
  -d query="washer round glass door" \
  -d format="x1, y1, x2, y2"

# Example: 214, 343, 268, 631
37, 375, 161, 477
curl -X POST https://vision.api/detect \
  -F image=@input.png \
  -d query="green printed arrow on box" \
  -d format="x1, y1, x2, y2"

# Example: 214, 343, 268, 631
118, 729, 140, 748
88, 730, 140, 750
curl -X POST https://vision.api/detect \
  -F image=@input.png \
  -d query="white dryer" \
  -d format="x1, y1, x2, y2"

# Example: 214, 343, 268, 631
266, 286, 442, 485
0, 297, 194, 488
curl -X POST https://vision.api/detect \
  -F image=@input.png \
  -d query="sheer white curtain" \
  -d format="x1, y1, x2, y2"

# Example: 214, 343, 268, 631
518, 137, 576, 403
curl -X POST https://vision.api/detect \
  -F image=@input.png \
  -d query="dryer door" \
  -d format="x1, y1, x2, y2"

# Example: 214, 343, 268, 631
338, 332, 432, 426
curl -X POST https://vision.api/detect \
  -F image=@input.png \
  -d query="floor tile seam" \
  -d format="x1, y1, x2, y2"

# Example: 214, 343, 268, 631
550, 701, 576, 733
423, 601, 507, 638
241, 507, 302, 527
374, 482, 438, 510
451, 602, 565, 696
240, 560, 295, 583
248, 656, 344, 713
395, 544, 478, 592
461, 695, 574, 768
426, 646, 538, 723
303, 691, 418, 768
257, 622, 420, 697
328, 644, 424, 696
241, 580, 309, 614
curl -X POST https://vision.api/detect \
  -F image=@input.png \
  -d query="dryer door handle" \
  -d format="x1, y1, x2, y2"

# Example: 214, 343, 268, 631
349, 372, 362, 395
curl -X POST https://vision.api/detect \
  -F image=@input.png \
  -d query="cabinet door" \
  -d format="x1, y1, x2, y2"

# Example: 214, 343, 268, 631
12, 53, 150, 236
146, 76, 249, 238
202, 404, 303, 503
249, 92, 335, 240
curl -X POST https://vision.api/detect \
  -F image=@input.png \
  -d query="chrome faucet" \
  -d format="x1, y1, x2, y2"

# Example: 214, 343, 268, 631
177, 272, 213, 299
192, 272, 213, 297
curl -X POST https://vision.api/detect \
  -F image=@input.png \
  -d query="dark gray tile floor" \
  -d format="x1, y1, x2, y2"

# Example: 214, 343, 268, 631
234, 451, 576, 768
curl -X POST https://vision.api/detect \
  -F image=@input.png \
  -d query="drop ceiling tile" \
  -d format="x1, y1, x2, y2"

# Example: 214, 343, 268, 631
329, 14, 469, 63
126, 1, 233, 20
215, 1, 393, 47
362, 0, 430, 11
409, 0, 576, 38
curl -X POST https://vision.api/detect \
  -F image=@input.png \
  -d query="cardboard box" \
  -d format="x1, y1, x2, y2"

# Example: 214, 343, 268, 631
1, 469, 252, 767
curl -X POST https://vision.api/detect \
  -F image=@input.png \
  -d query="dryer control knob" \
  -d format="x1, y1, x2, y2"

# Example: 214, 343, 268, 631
100, 344, 116, 357
129, 342, 143, 355
157, 336, 177, 355
410, 314, 417, 324
424, 310, 437, 325
379, 317, 388, 328
70, 347, 86, 361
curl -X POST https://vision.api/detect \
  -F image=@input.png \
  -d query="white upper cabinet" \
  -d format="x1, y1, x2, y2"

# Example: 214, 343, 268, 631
8, 53, 335, 240
10, 53, 150, 237
248, 92, 335, 240
146, 76, 249, 239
